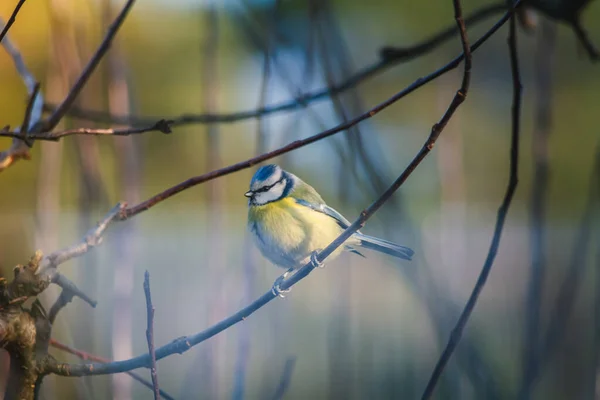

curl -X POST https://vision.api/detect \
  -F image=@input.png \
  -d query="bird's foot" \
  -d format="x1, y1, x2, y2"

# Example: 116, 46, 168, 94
271, 268, 293, 298
310, 250, 324, 269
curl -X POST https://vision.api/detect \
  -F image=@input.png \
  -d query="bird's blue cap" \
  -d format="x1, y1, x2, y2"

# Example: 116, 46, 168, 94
251, 164, 279, 186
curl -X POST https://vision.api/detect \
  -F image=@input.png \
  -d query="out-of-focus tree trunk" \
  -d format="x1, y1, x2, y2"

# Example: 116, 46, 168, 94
96, 3, 141, 400
36, 2, 84, 398
181, 4, 223, 399
104, 1, 139, 395
521, 18, 557, 399
434, 70, 467, 398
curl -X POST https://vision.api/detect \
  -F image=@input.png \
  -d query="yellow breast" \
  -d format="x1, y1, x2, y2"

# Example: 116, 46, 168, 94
248, 197, 348, 267
249, 198, 307, 251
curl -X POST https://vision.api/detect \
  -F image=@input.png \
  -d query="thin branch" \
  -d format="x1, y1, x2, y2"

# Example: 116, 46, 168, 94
380, 2, 505, 60
571, 20, 599, 61
270, 356, 297, 400
41, 0, 474, 378
0, 0, 28, 44
118, 5, 517, 220
143, 271, 160, 400
40, 203, 124, 274
0, 17, 44, 172
43, 0, 137, 131
0, 119, 173, 141
0, 18, 42, 120
48, 273, 98, 324
52, 273, 97, 309
0, 205, 120, 317
19, 83, 41, 147
48, 339, 175, 400
41, 2, 506, 128
48, 290, 75, 325
420, 4, 521, 399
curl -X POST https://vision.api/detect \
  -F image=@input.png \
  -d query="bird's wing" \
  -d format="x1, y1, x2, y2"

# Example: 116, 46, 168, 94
294, 198, 353, 230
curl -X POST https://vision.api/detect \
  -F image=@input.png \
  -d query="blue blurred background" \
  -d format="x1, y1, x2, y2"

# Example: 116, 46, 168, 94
0, 0, 599, 399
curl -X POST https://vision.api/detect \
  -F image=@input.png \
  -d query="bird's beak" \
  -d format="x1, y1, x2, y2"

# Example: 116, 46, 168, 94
244, 191, 253, 198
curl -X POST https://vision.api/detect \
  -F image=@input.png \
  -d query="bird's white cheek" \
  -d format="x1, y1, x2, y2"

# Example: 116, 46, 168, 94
253, 182, 285, 205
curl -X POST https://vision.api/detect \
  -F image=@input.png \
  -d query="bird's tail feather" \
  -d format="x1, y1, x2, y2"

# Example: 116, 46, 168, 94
355, 233, 414, 260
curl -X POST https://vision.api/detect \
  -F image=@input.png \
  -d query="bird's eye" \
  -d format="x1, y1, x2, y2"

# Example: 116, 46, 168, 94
255, 177, 284, 193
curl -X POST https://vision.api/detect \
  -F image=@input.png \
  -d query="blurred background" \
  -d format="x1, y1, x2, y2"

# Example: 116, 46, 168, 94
0, 0, 599, 399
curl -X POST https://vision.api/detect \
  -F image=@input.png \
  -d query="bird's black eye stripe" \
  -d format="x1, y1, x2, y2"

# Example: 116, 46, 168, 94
254, 177, 285, 194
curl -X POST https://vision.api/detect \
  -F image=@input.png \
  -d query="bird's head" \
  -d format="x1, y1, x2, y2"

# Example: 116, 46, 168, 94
245, 164, 294, 206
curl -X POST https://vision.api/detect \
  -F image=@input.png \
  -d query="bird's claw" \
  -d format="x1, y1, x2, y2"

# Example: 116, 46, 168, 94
271, 282, 291, 298
271, 269, 293, 298
310, 250, 324, 269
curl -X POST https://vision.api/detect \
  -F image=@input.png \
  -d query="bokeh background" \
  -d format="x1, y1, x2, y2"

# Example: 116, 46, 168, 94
0, 0, 599, 399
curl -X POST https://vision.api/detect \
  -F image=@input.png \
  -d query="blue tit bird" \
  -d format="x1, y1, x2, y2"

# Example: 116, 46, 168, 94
245, 164, 414, 296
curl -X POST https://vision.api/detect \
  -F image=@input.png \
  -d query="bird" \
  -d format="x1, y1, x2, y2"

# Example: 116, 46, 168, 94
245, 164, 414, 296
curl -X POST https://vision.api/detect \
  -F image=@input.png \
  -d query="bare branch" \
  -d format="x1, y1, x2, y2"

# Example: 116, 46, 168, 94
0, 119, 173, 141
118, 5, 515, 220
572, 20, 599, 61
44, 0, 137, 131
525, 0, 598, 61
143, 271, 160, 400
380, 2, 505, 60
40, 203, 125, 274
0, 127, 30, 172
0, 0, 28, 44
0, 19, 42, 120
0, 204, 120, 317
48, 339, 176, 400
41, 2, 506, 128
40, 0, 476, 378
18, 82, 41, 147
420, 2, 521, 398
0, 17, 44, 172
49, 273, 98, 321
48, 291, 75, 325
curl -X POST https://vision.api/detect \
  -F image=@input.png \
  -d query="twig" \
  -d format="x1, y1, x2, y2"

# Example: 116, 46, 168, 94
0, 18, 39, 103
48, 290, 75, 325
0, 17, 44, 172
44, 0, 137, 131
270, 356, 297, 400
0, 119, 173, 141
0, 205, 120, 315
144, 271, 160, 400
0, 0, 28, 44
380, 2, 505, 60
420, 4, 521, 399
48, 274, 98, 324
19, 83, 41, 147
41, 2, 506, 128
48, 339, 176, 400
19, 203, 124, 313
41, 0, 474, 378
53, 273, 97, 309
571, 20, 599, 61
40, 203, 124, 274
118, 5, 517, 220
